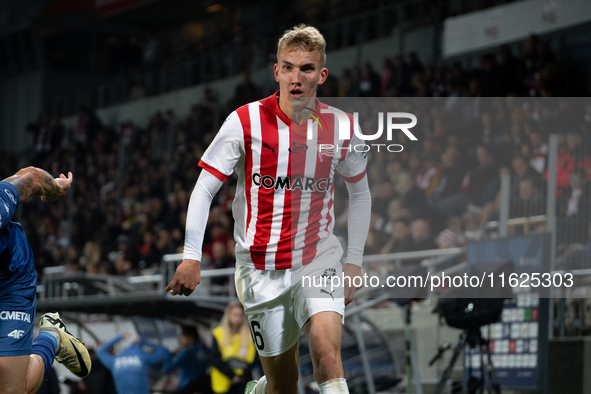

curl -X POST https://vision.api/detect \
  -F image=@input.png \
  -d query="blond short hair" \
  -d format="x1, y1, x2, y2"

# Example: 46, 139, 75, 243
277, 24, 326, 66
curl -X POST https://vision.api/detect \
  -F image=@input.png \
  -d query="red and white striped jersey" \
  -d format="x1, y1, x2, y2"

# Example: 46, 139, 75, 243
199, 92, 367, 270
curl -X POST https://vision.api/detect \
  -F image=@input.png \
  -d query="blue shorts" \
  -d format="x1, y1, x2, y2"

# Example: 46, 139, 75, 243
0, 262, 37, 357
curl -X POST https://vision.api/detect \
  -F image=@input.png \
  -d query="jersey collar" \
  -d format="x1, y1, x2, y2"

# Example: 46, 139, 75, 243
271, 91, 324, 126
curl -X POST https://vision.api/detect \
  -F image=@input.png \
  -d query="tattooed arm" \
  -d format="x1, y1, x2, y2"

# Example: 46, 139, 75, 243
1, 167, 73, 204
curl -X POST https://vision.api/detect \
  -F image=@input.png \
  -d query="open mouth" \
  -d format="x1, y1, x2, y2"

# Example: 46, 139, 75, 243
290, 88, 303, 97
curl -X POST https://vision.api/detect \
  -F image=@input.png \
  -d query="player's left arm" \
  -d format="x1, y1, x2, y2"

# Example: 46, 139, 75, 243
1, 166, 72, 204
342, 175, 371, 305
336, 126, 371, 305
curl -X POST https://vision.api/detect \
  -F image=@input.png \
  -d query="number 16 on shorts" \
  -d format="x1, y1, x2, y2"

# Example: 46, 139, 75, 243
250, 320, 265, 351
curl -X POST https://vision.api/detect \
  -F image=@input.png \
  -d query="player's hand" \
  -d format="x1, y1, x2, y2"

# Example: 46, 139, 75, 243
343, 263, 363, 306
165, 259, 201, 296
41, 172, 73, 203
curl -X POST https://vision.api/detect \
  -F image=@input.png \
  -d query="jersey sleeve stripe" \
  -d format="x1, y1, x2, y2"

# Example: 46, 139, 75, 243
341, 169, 367, 184
198, 161, 229, 182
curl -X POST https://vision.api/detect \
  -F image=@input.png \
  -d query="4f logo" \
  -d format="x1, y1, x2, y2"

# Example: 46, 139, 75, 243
8, 329, 25, 339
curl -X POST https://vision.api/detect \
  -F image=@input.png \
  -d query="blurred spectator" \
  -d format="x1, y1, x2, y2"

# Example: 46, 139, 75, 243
416, 153, 440, 192
396, 172, 430, 220
410, 219, 438, 251
527, 125, 548, 174
210, 301, 257, 394
380, 58, 396, 94
97, 332, 170, 394
359, 62, 381, 97
512, 155, 542, 182
138, 231, 162, 267
108, 234, 132, 265
381, 218, 414, 254
435, 145, 497, 217
80, 241, 103, 273
428, 145, 465, 203
162, 326, 210, 394
210, 241, 236, 290
382, 199, 412, 235
155, 226, 177, 257
231, 71, 261, 108
114, 252, 139, 277
510, 177, 546, 219
73, 106, 102, 146
561, 170, 590, 218
553, 132, 590, 190
338, 69, 355, 97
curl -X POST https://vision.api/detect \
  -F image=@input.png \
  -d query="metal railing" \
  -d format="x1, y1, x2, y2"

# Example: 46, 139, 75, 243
39, 248, 467, 301
484, 215, 547, 235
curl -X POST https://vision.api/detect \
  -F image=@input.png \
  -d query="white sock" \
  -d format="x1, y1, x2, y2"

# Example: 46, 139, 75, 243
318, 378, 349, 394
45, 330, 61, 350
254, 375, 267, 394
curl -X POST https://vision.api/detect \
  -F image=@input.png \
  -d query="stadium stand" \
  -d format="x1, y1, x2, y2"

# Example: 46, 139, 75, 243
6, 28, 587, 284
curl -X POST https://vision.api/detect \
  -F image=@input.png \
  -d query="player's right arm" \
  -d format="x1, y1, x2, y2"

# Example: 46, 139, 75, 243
165, 111, 244, 296
165, 171, 223, 296
1, 166, 72, 204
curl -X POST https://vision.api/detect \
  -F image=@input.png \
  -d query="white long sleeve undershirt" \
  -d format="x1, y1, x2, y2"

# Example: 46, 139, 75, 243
182, 170, 223, 261
343, 175, 371, 267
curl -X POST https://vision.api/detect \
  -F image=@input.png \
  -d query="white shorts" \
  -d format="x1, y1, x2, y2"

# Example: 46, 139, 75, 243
235, 248, 346, 358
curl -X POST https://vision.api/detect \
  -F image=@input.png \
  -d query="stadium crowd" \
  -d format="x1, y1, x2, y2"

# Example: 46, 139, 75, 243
8, 33, 591, 282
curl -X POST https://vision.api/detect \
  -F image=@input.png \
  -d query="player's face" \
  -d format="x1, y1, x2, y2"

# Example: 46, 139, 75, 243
274, 48, 328, 100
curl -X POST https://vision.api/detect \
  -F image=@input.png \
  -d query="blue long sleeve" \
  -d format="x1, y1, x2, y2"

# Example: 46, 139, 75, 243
98, 336, 165, 394
161, 347, 194, 373
138, 339, 170, 366
97, 334, 124, 371
161, 343, 209, 390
